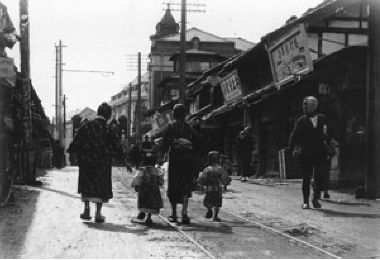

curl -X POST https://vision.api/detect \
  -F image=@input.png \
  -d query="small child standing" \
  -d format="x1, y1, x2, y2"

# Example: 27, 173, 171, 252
197, 151, 230, 222
131, 150, 164, 225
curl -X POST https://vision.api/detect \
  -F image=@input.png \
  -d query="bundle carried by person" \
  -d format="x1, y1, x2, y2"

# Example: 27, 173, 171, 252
170, 137, 193, 152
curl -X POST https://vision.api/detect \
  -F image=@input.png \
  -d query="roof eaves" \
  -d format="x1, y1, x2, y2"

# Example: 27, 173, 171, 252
261, 0, 359, 43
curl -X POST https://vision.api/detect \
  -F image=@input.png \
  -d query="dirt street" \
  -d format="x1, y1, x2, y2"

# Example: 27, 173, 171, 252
0, 166, 378, 258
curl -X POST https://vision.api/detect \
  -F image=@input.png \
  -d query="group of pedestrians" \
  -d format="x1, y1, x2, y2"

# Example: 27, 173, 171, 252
67, 96, 335, 225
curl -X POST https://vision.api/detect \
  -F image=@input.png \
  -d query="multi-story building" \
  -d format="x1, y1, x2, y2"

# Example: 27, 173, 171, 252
146, 7, 254, 136
148, 6, 254, 110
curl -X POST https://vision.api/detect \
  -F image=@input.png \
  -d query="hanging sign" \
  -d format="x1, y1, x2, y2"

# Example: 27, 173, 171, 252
0, 57, 15, 78
219, 70, 242, 103
268, 24, 313, 88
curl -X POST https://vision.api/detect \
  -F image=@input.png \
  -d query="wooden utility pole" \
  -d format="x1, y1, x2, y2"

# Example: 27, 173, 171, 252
179, 0, 187, 104
365, 0, 380, 198
55, 40, 66, 145
19, 0, 33, 183
63, 95, 66, 139
135, 52, 142, 142
163, 1, 205, 103
127, 83, 132, 139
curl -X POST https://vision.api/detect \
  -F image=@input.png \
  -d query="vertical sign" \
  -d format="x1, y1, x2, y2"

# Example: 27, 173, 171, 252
219, 70, 243, 103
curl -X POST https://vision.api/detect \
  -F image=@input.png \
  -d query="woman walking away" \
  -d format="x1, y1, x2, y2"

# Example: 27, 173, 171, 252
197, 151, 230, 222
131, 149, 164, 226
161, 104, 199, 224
67, 103, 124, 223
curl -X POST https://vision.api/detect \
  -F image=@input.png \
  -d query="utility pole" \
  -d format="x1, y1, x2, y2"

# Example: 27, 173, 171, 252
54, 45, 113, 144
179, 0, 187, 103
163, 1, 206, 103
19, 0, 33, 183
135, 52, 142, 142
365, 0, 380, 198
127, 83, 132, 139
55, 40, 66, 145
63, 95, 66, 139
126, 53, 149, 142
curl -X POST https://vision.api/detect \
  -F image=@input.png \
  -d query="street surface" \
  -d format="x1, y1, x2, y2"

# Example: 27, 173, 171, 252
0, 167, 379, 258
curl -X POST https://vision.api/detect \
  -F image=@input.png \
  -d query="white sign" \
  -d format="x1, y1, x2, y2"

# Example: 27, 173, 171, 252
219, 70, 242, 103
0, 58, 15, 78
268, 24, 313, 87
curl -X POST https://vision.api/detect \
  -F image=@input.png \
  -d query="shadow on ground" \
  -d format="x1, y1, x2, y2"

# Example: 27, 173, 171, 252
83, 222, 148, 235
0, 187, 40, 258
318, 208, 380, 218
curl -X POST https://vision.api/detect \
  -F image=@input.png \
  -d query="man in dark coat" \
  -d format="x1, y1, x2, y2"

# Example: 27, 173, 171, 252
236, 127, 254, 182
161, 104, 199, 224
68, 103, 123, 223
289, 96, 331, 209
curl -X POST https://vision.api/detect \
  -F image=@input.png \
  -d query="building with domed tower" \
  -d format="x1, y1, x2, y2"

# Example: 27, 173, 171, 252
146, 5, 254, 135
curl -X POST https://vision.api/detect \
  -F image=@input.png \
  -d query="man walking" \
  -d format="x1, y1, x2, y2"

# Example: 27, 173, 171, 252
289, 96, 331, 209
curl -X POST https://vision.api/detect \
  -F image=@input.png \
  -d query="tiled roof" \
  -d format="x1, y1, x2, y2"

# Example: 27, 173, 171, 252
224, 37, 255, 51
159, 27, 229, 42
262, 0, 358, 43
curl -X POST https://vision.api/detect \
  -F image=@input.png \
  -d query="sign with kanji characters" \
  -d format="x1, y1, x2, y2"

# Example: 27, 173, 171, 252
219, 70, 242, 103
268, 24, 313, 87
0, 57, 15, 78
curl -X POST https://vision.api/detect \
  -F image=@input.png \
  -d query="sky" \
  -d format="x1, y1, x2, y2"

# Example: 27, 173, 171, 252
2, 0, 322, 119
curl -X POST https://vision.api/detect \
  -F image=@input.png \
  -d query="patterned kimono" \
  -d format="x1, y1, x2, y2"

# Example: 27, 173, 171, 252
131, 166, 164, 214
161, 121, 198, 204
68, 116, 122, 203
197, 165, 230, 208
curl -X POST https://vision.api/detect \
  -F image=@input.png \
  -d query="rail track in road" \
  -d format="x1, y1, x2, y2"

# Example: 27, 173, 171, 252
158, 205, 340, 259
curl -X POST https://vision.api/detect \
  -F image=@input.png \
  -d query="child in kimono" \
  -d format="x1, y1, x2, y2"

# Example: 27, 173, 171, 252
197, 151, 230, 222
131, 150, 164, 225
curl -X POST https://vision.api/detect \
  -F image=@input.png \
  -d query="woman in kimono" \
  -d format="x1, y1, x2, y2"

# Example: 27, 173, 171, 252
161, 104, 199, 224
68, 103, 123, 223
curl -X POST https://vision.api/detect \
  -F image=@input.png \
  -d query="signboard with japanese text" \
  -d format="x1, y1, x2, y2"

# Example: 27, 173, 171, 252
219, 70, 242, 103
0, 57, 15, 78
268, 24, 313, 87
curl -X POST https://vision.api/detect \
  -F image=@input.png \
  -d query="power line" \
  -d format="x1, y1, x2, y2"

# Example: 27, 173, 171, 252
63, 69, 114, 75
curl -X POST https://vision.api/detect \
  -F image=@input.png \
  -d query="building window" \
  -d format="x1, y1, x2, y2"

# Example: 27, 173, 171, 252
192, 37, 200, 49
322, 33, 345, 55
186, 61, 212, 72
348, 34, 368, 46
187, 61, 201, 72
200, 62, 211, 71
328, 20, 360, 29
170, 89, 179, 99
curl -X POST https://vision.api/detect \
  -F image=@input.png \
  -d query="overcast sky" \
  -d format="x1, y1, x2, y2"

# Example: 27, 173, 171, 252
2, 0, 322, 119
